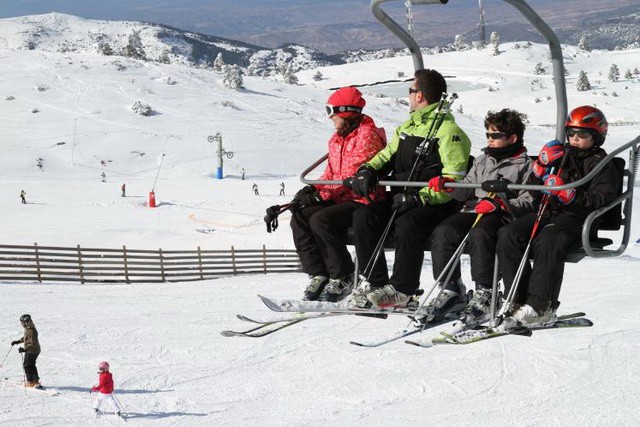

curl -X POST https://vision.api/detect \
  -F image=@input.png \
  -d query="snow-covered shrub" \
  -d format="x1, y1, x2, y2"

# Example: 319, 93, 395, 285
312, 71, 323, 81
131, 101, 155, 116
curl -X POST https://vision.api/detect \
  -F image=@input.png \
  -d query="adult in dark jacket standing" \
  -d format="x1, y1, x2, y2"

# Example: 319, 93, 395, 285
497, 106, 619, 325
11, 314, 42, 388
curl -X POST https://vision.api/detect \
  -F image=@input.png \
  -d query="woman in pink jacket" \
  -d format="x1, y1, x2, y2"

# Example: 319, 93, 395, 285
291, 86, 386, 302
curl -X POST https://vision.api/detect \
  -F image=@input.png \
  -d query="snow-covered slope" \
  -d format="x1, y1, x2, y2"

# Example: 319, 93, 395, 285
0, 15, 639, 426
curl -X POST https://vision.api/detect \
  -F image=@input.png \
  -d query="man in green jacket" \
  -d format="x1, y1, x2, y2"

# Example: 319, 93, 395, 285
350, 69, 471, 309
11, 314, 42, 388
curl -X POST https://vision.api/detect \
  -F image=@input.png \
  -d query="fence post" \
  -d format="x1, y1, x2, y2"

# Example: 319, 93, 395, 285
34, 242, 42, 283
159, 248, 166, 282
122, 245, 130, 284
77, 244, 85, 284
197, 246, 204, 280
231, 246, 237, 275
262, 244, 267, 274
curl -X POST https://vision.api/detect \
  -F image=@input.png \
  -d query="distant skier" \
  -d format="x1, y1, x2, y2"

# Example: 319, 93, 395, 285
10, 314, 42, 389
241, 168, 246, 180
20, 190, 26, 204
252, 183, 259, 195
90, 361, 123, 418
279, 182, 285, 196
101, 172, 106, 183
121, 183, 126, 197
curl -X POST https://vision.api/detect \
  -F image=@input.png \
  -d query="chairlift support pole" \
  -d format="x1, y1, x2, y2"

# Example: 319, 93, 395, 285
370, 0, 568, 140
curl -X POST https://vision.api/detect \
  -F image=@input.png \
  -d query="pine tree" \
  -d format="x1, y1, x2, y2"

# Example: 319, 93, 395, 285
575, 70, 591, 91
534, 62, 545, 75
608, 64, 620, 82
222, 64, 243, 89
213, 53, 225, 73
282, 63, 298, 85
578, 35, 589, 51
98, 42, 113, 56
312, 71, 323, 81
158, 49, 171, 64
490, 31, 500, 56
624, 69, 633, 80
453, 34, 465, 51
122, 30, 147, 60
478, 0, 486, 48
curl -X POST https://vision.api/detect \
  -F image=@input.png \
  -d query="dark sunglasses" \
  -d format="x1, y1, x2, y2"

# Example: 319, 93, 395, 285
408, 87, 420, 95
566, 128, 593, 139
485, 132, 509, 139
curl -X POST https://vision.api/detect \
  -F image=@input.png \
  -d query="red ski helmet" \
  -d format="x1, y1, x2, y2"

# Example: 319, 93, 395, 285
326, 86, 366, 118
565, 105, 608, 145
98, 361, 110, 371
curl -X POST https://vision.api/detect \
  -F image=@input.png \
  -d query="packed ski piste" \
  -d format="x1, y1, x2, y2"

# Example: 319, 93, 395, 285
224, 70, 617, 350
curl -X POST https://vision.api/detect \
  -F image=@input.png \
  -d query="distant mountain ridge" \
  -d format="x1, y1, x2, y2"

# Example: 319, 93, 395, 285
0, 13, 347, 75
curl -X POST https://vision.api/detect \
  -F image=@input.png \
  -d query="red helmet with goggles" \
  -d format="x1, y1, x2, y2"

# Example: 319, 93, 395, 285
565, 105, 608, 145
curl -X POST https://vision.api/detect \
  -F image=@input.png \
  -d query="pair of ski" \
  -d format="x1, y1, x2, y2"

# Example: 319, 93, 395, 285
221, 295, 418, 338
1, 377, 59, 395
405, 312, 593, 348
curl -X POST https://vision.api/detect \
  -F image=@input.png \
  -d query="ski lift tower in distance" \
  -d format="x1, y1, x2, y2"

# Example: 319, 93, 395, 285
208, 132, 234, 179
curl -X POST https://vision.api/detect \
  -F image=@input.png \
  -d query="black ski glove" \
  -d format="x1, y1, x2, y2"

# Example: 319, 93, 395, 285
292, 186, 322, 209
352, 165, 378, 197
264, 205, 281, 233
10, 340, 19, 346
18, 347, 25, 353
391, 192, 424, 215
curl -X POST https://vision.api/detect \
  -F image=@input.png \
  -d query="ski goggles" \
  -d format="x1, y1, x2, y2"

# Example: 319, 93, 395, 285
566, 128, 594, 139
325, 104, 363, 117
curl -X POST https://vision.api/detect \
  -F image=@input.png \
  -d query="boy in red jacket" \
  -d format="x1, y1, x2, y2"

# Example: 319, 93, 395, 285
91, 361, 123, 417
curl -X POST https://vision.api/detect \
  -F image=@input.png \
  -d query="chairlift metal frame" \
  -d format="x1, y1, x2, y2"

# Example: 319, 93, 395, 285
300, 0, 639, 258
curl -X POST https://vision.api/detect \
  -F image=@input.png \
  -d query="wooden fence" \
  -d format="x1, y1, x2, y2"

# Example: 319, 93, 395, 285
0, 244, 302, 284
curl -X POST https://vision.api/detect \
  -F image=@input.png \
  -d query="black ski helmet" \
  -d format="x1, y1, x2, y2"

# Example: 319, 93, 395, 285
20, 314, 31, 323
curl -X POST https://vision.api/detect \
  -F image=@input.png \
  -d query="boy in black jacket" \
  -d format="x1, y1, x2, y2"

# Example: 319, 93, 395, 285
496, 106, 619, 326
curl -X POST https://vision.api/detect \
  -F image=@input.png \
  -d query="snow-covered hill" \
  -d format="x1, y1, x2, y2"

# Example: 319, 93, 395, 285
0, 13, 344, 75
0, 14, 639, 426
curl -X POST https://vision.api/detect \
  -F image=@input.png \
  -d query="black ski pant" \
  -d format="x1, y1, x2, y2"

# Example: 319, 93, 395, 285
497, 212, 583, 313
290, 201, 359, 280
431, 212, 508, 290
352, 198, 457, 295
23, 352, 40, 383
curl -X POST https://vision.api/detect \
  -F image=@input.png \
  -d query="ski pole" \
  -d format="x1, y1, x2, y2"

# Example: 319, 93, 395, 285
113, 394, 126, 415
21, 352, 27, 397
411, 193, 496, 324
0, 345, 13, 373
498, 192, 552, 317
498, 146, 570, 318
